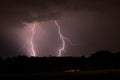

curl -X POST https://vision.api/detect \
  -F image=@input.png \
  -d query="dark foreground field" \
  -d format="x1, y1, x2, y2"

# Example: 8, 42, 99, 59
0, 70, 120, 80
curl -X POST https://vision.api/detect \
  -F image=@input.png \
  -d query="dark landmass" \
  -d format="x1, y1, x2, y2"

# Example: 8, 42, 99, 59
0, 70, 120, 80
0, 50, 120, 79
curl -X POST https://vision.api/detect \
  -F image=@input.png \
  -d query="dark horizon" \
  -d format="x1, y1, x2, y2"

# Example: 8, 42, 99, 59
0, 50, 119, 58
0, 50, 120, 72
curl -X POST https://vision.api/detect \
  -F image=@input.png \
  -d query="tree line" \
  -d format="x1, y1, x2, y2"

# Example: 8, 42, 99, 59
0, 50, 120, 73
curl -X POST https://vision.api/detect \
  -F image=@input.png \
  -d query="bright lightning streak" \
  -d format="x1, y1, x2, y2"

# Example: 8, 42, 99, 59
23, 21, 73, 57
30, 23, 36, 57
55, 20, 65, 57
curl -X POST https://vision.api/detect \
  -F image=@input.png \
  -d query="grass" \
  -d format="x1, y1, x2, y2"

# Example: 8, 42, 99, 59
0, 70, 120, 79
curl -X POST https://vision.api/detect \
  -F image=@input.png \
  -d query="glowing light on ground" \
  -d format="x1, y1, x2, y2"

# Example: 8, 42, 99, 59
55, 20, 66, 56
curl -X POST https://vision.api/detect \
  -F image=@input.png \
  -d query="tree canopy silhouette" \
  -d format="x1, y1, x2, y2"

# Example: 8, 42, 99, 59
0, 50, 120, 73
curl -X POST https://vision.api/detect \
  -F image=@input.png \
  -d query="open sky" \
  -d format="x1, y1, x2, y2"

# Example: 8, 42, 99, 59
0, 0, 120, 57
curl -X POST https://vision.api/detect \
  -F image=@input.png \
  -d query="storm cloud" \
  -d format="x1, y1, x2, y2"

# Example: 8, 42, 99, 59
0, 0, 119, 23
0, 0, 120, 57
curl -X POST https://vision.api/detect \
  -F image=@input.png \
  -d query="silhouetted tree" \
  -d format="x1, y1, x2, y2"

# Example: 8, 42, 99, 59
0, 50, 119, 73
89, 50, 113, 70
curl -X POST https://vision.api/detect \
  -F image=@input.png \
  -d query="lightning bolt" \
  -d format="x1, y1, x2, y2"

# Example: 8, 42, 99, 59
23, 21, 73, 57
30, 23, 36, 57
55, 20, 65, 57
